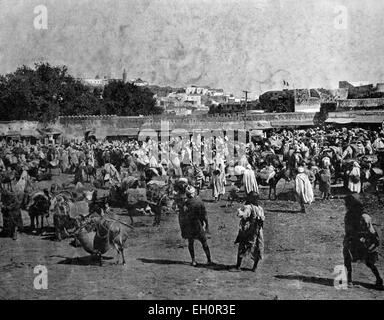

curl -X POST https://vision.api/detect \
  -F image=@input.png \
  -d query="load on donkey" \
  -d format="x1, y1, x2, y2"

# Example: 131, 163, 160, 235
48, 187, 109, 241
63, 208, 134, 266
247, 144, 291, 200
48, 190, 134, 266
108, 168, 174, 225
352, 152, 384, 201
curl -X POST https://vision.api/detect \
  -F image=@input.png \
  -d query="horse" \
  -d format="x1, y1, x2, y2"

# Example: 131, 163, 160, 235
77, 163, 97, 183
26, 191, 51, 234
256, 166, 291, 200
124, 187, 148, 225
146, 179, 174, 226
107, 175, 146, 224
85, 165, 97, 182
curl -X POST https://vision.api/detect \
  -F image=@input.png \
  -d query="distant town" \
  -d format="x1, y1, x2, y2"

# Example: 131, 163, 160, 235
78, 70, 384, 116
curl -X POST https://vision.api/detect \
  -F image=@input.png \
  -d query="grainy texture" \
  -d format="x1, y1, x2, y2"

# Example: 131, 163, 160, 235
1, 0, 384, 96
1, 173, 383, 300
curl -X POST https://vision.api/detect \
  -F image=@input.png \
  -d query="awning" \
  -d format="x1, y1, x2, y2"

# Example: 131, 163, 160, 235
249, 121, 272, 130
352, 115, 384, 124
37, 128, 62, 136
20, 129, 42, 138
271, 120, 314, 127
325, 117, 354, 124
5, 131, 20, 138
115, 128, 139, 136
85, 129, 96, 135
250, 130, 264, 137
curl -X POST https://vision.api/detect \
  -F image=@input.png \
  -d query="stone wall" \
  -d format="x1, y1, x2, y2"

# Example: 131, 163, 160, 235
0, 120, 40, 135
1, 112, 318, 141
337, 98, 384, 109
294, 99, 321, 113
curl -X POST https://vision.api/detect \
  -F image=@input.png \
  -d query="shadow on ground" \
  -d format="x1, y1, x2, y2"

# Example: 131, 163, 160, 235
274, 274, 378, 290
267, 209, 300, 214
138, 258, 232, 271
56, 255, 114, 266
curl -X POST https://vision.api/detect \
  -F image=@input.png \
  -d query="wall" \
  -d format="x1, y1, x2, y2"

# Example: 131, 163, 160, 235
0, 120, 40, 135
376, 83, 384, 93
0, 112, 318, 141
295, 99, 321, 113
337, 98, 384, 109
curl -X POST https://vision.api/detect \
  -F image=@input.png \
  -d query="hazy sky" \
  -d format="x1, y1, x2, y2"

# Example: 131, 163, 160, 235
0, 0, 383, 97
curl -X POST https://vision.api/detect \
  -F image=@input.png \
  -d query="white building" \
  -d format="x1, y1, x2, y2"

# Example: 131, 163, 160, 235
130, 78, 149, 87
81, 78, 109, 87
184, 94, 202, 106
207, 88, 224, 96
186, 85, 209, 95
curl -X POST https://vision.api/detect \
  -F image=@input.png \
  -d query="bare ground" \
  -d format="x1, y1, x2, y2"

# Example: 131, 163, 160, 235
1, 174, 384, 300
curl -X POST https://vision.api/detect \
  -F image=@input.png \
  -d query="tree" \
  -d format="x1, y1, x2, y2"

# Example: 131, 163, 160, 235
103, 80, 162, 116
0, 62, 163, 121
0, 62, 102, 122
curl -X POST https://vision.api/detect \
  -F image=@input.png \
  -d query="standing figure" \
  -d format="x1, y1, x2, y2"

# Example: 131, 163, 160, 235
212, 165, 225, 202
343, 194, 383, 289
181, 186, 213, 267
319, 165, 332, 200
307, 160, 319, 189
295, 166, 314, 213
231, 192, 265, 272
347, 161, 361, 194
243, 164, 259, 201
60, 149, 69, 173
0, 191, 23, 240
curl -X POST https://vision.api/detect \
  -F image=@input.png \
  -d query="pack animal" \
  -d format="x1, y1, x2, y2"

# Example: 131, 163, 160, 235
75, 215, 134, 266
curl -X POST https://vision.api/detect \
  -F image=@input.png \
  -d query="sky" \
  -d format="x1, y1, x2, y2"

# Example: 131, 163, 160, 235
0, 0, 383, 98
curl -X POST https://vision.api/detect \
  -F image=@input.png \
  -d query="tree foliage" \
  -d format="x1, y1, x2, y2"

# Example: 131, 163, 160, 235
103, 80, 162, 116
0, 62, 161, 122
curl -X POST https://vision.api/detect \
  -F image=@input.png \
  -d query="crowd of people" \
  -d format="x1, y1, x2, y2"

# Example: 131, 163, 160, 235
0, 124, 384, 289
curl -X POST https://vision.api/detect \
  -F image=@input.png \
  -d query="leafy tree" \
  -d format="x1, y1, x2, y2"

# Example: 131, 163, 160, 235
0, 62, 101, 122
103, 80, 162, 116
0, 62, 163, 121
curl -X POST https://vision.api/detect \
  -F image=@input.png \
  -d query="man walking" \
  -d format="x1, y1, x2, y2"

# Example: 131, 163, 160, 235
343, 193, 383, 289
181, 186, 213, 267
231, 192, 265, 272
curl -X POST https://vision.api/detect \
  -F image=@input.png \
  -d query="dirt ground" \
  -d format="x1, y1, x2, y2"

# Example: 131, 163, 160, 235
1, 173, 384, 300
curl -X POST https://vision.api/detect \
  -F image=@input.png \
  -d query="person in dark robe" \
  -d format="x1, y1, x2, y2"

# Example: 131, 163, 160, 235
181, 185, 213, 267
231, 192, 265, 272
319, 165, 332, 200
0, 190, 23, 240
343, 193, 383, 289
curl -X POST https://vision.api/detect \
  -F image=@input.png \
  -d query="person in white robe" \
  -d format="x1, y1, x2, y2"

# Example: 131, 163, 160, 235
243, 164, 259, 199
348, 161, 361, 194
295, 166, 314, 213
15, 170, 29, 194
212, 162, 226, 202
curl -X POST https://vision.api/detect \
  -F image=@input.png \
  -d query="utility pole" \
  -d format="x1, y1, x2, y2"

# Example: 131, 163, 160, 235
243, 90, 250, 130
